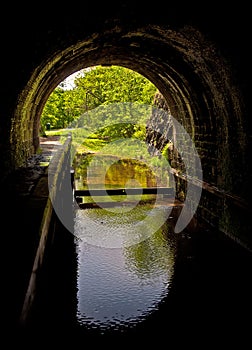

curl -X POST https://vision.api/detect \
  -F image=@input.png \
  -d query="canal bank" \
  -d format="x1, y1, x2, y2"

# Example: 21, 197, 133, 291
1, 135, 62, 332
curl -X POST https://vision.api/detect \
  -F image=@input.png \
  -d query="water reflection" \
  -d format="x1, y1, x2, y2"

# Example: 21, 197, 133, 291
73, 151, 176, 332
74, 203, 173, 248
74, 211, 176, 332
74, 153, 170, 191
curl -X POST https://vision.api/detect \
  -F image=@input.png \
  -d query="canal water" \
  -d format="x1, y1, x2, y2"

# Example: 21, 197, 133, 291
26, 154, 252, 345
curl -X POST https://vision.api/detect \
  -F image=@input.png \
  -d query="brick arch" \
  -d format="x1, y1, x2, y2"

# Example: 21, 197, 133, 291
10, 24, 244, 166
1, 14, 250, 248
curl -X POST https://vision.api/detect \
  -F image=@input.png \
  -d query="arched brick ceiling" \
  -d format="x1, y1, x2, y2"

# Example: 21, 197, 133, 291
0, 2, 251, 249
0, 3, 250, 200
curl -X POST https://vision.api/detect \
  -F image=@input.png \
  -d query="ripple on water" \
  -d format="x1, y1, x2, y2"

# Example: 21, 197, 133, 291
74, 207, 176, 333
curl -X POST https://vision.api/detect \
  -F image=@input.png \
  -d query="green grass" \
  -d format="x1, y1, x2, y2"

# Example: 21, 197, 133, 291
44, 128, 107, 153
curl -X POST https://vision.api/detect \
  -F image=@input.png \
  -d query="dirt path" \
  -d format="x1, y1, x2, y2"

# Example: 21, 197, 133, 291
39, 135, 62, 158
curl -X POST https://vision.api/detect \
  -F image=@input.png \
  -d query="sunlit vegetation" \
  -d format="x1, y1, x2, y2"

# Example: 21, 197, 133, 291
42, 66, 171, 192
41, 65, 158, 135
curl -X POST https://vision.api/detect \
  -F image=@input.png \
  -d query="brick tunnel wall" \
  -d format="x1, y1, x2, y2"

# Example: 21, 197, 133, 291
147, 91, 252, 249
0, 4, 251, 249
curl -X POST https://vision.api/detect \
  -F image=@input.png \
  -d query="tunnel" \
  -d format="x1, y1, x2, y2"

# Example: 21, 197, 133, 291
0, 2, 251, 342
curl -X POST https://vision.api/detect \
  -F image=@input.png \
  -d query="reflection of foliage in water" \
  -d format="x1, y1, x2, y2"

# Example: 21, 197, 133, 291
123, 221, 176, 281
79, 203, 156, 225
105, 158, 156, 188
73, 152, 169, 191
76, 206, 177, 278
73, 152, 94, 186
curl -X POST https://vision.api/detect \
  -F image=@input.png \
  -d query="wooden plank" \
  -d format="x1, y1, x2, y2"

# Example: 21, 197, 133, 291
74, 187, 174, 197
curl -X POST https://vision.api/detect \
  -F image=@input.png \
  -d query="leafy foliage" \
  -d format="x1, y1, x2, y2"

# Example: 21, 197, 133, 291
40, 65, 158, 138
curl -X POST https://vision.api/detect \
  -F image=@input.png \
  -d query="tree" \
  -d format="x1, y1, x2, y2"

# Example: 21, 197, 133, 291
40, 65, 158, 136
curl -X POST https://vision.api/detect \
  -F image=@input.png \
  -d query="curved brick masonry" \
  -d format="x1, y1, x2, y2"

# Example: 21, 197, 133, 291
0, 6, 251, 293
147, 92, 252, 250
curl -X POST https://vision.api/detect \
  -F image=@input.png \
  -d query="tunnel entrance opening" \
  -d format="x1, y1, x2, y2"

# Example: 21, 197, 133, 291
5, 22, 251, 252
12, 35, 251, 333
